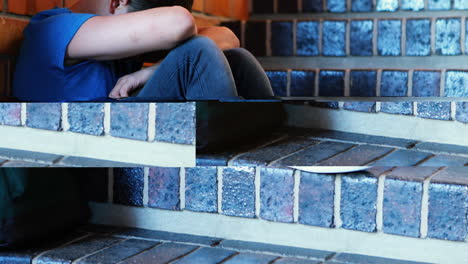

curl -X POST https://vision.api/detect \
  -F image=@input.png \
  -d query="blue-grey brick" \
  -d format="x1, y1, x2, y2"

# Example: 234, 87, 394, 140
381, 71, 408, 96
417, 102, 451, 120
222, 167, 256, 218
344, 102, 377, 113
445, 71, 468, 97
351, 0, 373, 12
420, 155, 468, 167
371, 149, 430, 166
119, 242, 197, 264
290, 71, 315, 96
378, 20, 401, 56
185, 167, 217, 213
277, 141, 355, 166
381, 102, 413, 115
302, 0, 324, 12
318, 145, 393, 166
428, 183, 468, 241
0, 103, 21, 126
308, 102, 340, 109
456, 102, 468, 123
406, 19, 431, 56
376, 0, 398, 11
350, 20, 373, 56
428, 0, 451, 10
266, 71, 288, 96
435, 19, 461, 55
454, 0, 468, 9
271, 21, 293, 56
224, 253, 278, 264
117, 228, 221, 246
110, 103, 148, 141
322, 21, 346, 57
350, 71, 377, 96
68, 103, 104, 136
333, 253, 430, 264
413, 142, 468, 156
341, 175, 378, 232
260, 168, 294, 223
173, 247, 235, 264
275, 258, 321, 264
319, 71, 345, 96
299, 172, 335, 228
401, 0, 424, 10
296, 21, 320, 56
26, 103, 62, 131
383, 179, 422, 237
148, 168, 180, 210
114, 168, 144, 206
155, 103, 195, 145
327, 0, 347, 12
412, 71, 441, 97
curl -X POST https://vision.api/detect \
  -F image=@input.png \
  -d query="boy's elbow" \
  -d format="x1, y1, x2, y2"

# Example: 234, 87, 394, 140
170, 6, 196, 42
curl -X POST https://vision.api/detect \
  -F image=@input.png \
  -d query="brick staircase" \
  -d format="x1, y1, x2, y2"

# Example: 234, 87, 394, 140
222, 0, 468, 98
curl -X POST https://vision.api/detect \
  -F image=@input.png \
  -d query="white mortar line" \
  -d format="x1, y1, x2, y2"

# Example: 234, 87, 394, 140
266, 20, 272, 56
431, 17, 436, 55
147, 103, 156, 142
143, 167, 149, 206
334, 175, 342, 228
373, 18, 378, 56
104, 103, 111, 135
293, 170, 300, 223
180, 167, 186, 210
375, 102, 381, 112
286, 69, 292, 96
344, 70, 351, 97
297, 0, 302, 12
20, 103, 26, 126
61, 103, 69, 132
217, 167, 223, 214
255, 167, 261, 218
451, 102, 457, 120
376, 69, 382, 97
314, 69, 320, 97
407, 70, 413, 96
108, 168, 114, 203
273, 0, 278, 13
401, 17, 407, 56
346, 19, 351, 57
420, 168, 445, 238
414, 101, 419, 116
292, 19, 297, 56
460, 16, 466, 55
376, 174, 386, 233
440, 70, 446, 97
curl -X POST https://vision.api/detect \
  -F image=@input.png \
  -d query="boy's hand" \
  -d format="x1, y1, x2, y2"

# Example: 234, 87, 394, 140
109, 65, 159, 99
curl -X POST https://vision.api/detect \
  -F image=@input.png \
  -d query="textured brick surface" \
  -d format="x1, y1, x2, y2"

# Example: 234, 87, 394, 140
350, 20, 373, 56
58, 156, 144, 167
380, 71, 408, 96
332, 253, 429, 264
402, 0, 424, 11
412, 71, 441, 97
417, 102, 451, 120
428, 183, 468, 241
290, 71, 315, 96
276, 141, 355, 166
155, 103, 195, 145
376, 0, 398, 11
224, 253, 278, 264
260, 168, 294, 223
303, 0, 324, 12
413, 142, 468, 156
454, 0, 468, 9
420, 155, 468, 167
119, 242, 197, 264
381, 102, 414, 115
322, 21, 346, 56
0, 147, 61, 163
431, 167, 468, 186
68, 103, 104, 136
455, 102, 468, 123
117, 228, 221, 246
428, 0, 451, 10
327, 0, 347, 12
110, 103, 148, 141
435, 19, 461, 55
232, 137, 319, 166
406, 19, 431, 56
185, 167, 218, 213
0, 103, 21, 126
148, 168, 180, 210
26, 103, 62, 131
318, 145, 393, 166
445, 71, 468, 97
378, 20, 401, 56
383, 179, 422, 237
245, 21, 266, 56
319, 71, 345, 96
387, 167, 439, 182
371, 150, 432, 166
113, 168, 144, 207
271, 21, 293, 56
222, 167, 256, 218
350, 71, 377, 96
266, 71, 288, 96
343, 102, 377, 113
299, 172, 335, 227
341, 175, 378, 232
296, 21, 320, 56
275, 258, 320, 264
352, 0, 373, 12
173, 247, 235, 264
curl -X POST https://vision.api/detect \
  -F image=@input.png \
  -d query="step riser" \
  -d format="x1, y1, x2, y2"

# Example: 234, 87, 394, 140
87, 167, 468, 264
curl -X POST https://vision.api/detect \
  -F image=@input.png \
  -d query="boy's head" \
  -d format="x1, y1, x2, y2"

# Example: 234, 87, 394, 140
73, 0, 193, 15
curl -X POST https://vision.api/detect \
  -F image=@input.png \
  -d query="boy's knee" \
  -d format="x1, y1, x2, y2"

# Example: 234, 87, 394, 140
186, 36, 218, 50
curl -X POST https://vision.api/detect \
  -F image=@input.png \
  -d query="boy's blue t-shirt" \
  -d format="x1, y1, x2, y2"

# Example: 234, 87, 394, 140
13, 8, 122, 102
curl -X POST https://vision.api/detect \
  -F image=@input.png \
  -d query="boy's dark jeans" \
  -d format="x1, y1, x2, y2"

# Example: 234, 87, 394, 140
125, 36, 275, 101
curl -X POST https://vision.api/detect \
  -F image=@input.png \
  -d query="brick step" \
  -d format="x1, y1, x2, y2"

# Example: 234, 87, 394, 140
81, 166, 467, 263
0, 224, 432, 264
251, 0, 468, 14
197, 127, 468, 166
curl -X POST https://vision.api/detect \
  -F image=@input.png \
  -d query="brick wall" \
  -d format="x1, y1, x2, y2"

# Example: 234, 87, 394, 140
0, 0, 248, 97
86, 166, 468, 243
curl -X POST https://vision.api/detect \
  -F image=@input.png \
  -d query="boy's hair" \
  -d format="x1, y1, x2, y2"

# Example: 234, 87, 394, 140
129, 0, 194, 12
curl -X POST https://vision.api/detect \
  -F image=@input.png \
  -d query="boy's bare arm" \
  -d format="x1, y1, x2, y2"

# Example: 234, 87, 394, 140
66, 6, 196, 62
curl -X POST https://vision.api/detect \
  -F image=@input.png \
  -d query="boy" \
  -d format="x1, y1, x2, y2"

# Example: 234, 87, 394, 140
13, 0, 274, 102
